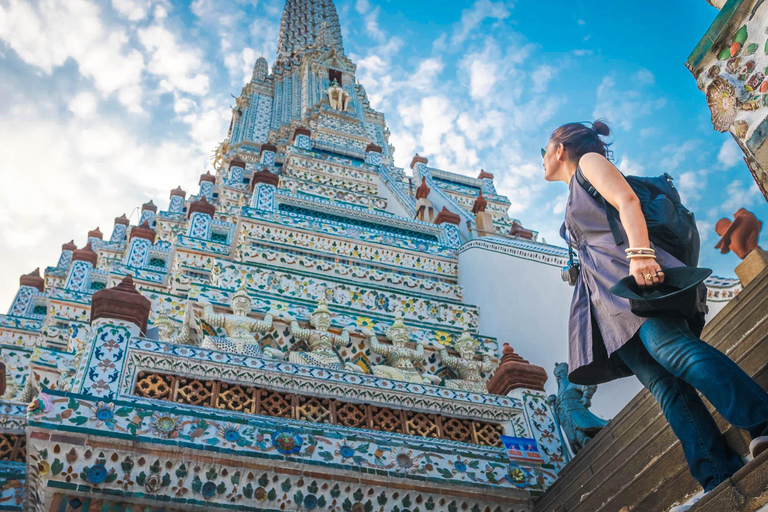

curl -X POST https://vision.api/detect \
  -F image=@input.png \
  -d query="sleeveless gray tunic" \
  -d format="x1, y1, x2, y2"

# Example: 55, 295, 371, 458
563, 169, 707, 385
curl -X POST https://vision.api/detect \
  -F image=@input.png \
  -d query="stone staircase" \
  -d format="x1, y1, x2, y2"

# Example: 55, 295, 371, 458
534, 266, 768, 512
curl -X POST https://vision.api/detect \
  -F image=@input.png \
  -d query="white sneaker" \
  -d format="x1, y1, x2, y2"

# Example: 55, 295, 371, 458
749, 436, 768, 459
668, 491, 708, 512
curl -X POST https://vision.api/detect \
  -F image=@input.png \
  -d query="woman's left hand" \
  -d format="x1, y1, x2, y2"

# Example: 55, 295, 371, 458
629, 257, 665, 288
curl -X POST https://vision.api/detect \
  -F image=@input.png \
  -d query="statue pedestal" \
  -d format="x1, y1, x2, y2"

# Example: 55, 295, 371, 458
735, 247, 768, 287
475, 211, 495, 237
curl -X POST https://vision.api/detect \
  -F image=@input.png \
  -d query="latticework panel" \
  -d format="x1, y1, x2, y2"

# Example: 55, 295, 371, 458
217, 383, 257, 414
442, 417, 473, 444
370, 406, 404, 434
473, 421, 504, 447
405, 411, 440, 438
259, 389, 293, 418
334, 401, 367, 429
131, 372, 507, 447
134, 371, 174, 400
295, 396, 332, 423
0, 434, 26, 462
175, 377, 214, 408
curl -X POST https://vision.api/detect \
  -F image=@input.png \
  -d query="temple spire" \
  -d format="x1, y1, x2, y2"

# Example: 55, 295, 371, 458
276, 0, 344, 62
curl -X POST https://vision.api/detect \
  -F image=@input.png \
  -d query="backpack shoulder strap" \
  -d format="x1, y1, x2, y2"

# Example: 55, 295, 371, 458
575, 166, 624, 246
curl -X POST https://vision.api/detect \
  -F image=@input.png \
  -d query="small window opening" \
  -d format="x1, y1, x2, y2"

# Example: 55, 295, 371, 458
328, 69, 342, 86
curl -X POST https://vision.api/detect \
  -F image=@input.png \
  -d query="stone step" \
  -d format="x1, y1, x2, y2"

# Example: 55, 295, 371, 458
534, 266, 768, 512
688, 449, 768, 512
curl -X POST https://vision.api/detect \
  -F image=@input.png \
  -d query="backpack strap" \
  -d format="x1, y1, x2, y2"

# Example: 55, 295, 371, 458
575, 167, 624, 246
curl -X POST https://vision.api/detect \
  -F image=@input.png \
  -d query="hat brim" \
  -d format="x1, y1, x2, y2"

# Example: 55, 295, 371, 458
610, 267, 712, 302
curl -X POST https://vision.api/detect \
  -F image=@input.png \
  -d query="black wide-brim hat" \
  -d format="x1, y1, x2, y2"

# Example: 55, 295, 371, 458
610, 267, 712, 319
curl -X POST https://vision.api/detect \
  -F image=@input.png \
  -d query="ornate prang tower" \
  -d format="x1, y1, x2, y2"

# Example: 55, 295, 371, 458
0, 1, 574, 510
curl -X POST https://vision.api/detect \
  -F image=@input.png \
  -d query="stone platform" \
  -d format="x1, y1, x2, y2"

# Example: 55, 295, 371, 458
533, 266, 768, 512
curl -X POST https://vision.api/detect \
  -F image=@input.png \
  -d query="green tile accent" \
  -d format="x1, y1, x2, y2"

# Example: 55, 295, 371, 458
687, 0, 749, 71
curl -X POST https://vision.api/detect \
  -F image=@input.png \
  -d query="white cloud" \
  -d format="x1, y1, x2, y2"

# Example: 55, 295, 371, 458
68, 92, 99, 119
138, 22, 210, 96
451, 0, 512, 47
0, 0, 145, 110
593, 75, 666, 131
617, 155, 647, 176
531, 65, 556, 90
721, 180, 763, 213
634, 68, 655, 85
111, 0, 153, 21
717, 139, 743, 169
677, 168, 708, 204
660, 140, 698, 170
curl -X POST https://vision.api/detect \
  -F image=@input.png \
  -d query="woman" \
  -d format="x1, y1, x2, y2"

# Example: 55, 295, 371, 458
542, 120, 768, 511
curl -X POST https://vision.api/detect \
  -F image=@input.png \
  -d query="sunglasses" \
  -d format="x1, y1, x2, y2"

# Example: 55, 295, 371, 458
541, 147, 546, 158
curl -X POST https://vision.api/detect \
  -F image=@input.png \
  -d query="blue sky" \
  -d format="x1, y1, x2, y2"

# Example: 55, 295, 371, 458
0, 0, 766, 313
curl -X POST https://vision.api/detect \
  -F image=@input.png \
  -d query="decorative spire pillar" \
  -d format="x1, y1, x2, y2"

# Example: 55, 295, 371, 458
229, 157, 246, 184
477, 169, 497, 195
187, 197, 216, 239
250, 168, 280, 211
365, 143, 383, 166
87, 227, 103, 248
139, 200, 157, 226
260, 143, 277, 166
434, 206, 461, 226
415, 177, 435, 223
74, 275, 151, 399
293, 127, 312, 150
169, 187, 186, 214
110, 215, 130, 243
65, 243, 98, 292
126, 221, 156, 268
56, 240, 77, 269
199, 172, 216, 200
8, 269, 45, 317
252, 56, 269, 82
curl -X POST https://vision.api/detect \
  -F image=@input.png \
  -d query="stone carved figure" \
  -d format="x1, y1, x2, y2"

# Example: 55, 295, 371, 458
195, 286, 283, 359
327, 79, 350, 112
439, 331, 496, 392
153, 310, 191, 344
715, 208, 763, 259
363, 311, 440, 384
547, 362, 608, 454
285, 298, 360, 372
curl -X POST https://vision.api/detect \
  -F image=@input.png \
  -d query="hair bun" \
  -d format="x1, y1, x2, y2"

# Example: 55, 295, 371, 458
592, 120, 611, 137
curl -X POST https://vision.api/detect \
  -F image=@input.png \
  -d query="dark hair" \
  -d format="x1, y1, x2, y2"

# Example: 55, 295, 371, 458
550, 120, 613, 162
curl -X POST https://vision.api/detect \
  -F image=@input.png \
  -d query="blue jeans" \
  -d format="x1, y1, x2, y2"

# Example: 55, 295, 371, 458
616, 317, 768, 492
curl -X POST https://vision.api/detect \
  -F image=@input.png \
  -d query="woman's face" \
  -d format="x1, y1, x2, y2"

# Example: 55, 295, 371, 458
542, 139, 569, 182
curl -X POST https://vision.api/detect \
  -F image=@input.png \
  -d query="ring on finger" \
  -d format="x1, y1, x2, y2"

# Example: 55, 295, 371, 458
644, 273, 653, 281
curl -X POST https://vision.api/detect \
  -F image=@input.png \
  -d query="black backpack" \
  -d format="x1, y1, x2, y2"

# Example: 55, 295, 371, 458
576, 168, 700, 267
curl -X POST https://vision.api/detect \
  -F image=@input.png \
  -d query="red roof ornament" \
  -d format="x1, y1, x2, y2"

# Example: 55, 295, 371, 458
141, 200, 157, 213
415, 177, 430, 200
129, 221, 156, 244
199, 171, 216, 184
88, 227, 103, 239
434, 206, 461, 226
229, 157, 246, 169
20, 268, 44, 292
251, 168, 280, 189
509, 221, 534, 240
486, 343, 548, 394
114, 214, 130, 226
62, 240, 77, 251
410, 154, 428, 169
170, 186, 186, 199
477, 169, 494, 180
90, 275, 151, 333
72, 242, 98, 266
472, 190, 488, 214
293, 126, 311, 140
260, 143, 277, 154
365, 143, 383, 153
187, 196, 216, 219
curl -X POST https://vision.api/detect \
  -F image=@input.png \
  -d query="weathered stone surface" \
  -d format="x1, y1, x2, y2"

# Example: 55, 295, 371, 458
736, 247, 768, 287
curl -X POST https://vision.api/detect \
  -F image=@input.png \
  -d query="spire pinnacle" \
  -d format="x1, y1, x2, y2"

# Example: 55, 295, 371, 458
277, 0, 344, 62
